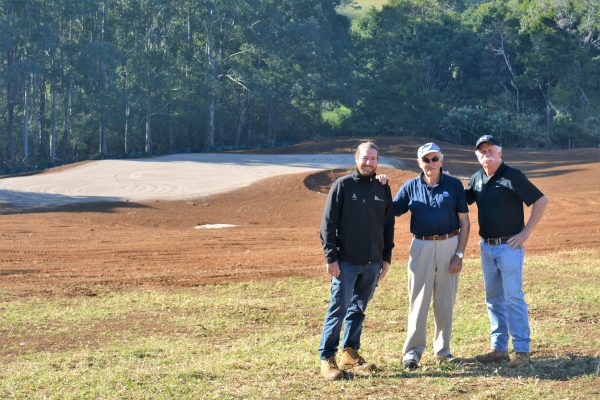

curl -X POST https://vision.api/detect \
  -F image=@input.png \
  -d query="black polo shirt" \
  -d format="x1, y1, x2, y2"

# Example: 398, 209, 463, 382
465, 163, 544, 239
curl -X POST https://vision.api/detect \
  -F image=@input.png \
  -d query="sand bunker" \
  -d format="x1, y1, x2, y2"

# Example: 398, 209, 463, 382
0, 153, 400, 210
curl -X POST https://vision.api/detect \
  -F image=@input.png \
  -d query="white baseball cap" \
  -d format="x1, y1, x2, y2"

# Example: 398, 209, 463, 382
417, 142, 441, 158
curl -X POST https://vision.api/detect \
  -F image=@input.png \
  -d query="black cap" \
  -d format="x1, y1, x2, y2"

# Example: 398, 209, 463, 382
475, 135, 500, 150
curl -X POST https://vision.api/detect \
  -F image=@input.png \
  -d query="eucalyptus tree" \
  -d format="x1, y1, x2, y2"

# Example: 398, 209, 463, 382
1, 1, 22, 166
352, 0, 485, 137
520, 0, 600, 147
246, 0, 353, 144
184, 0, 257, 149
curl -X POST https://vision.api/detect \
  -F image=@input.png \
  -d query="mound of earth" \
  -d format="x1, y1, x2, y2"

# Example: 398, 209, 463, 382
0, 136, 598, 297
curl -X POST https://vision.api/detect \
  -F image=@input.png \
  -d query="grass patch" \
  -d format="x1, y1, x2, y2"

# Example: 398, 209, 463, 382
337, 0, 389, 19
1, 249, 599, 399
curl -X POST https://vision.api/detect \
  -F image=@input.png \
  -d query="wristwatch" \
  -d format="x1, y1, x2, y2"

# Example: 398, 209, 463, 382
455, 252, 464, 259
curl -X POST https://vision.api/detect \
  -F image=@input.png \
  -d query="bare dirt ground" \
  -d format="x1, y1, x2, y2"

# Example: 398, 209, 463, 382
0, 136, 598, 298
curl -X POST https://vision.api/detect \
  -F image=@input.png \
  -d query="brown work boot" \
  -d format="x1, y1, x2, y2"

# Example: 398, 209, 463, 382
474, 349, 510, 364
508, 352, 530, 368
320, 356, 344, 381
340, 347, 376, 372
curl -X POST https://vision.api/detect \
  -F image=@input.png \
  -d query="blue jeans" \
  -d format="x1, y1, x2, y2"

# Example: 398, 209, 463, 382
318, 261, 381, 359
480, 241, 530, 353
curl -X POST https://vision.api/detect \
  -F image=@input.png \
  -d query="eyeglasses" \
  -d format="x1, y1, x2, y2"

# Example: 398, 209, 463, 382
421, 156, 440, 163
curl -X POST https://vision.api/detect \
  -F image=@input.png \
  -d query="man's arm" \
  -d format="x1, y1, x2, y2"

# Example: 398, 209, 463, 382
449, 212, 470, 274
507, 195, 548, 248
465, 175, 477, 205
379, 185, 396, 281
320, 181, 343, 277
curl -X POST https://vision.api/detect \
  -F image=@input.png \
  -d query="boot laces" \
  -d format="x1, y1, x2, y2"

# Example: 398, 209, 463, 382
347, 348, 365, 364
329, 358, 340, 371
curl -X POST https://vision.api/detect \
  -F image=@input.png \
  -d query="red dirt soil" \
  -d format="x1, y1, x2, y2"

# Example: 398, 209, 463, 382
1, 136, 598, 297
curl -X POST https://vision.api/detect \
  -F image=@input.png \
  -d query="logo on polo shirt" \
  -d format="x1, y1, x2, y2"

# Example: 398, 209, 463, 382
374, 195, 385, 202
352, 193, 358, 200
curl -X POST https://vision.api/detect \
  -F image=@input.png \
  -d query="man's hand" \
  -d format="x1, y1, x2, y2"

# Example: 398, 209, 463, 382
379, 261, 390, 281
449, 256, 462, 274
326, 261, 340, 278
506, 231, 528, 249
507, 195, 548, 249
375, 174, 388, 185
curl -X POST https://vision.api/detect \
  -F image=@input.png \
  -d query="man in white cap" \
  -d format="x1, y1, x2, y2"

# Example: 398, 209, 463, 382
392, 142, 470, 369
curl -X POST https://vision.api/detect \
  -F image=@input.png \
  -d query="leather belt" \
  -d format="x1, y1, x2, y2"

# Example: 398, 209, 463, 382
483, 236, 511, 245
414, 230, 459, 241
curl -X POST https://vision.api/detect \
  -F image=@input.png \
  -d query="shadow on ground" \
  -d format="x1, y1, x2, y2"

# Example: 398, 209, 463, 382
344, 355, 600, 381
0, 189, 150, 215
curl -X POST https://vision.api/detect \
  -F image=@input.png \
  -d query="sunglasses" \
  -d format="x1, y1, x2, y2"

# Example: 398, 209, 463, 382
421, 156, 440, 163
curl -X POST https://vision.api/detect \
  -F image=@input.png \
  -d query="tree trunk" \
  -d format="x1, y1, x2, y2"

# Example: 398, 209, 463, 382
59, 75, 73, 160
206, 9, 216, 149
50, 79, 57, 162
234, 91, 247, 146
124, 100, 130, 155
6, 83, 15, 166
6, 64, 16, 166
168, 101, 174, 152
538, 83, 557, 146
145, 95, 152, 153
22, 77, 30, 162
207, 91, 216, 148
97, 0, 109, 157
99, 106, 108, 156
267, 96, 276, 144
39, 75, 47, 158
496, 32, 520, 112
31, 75, 39, 158
34, 74, 46, 159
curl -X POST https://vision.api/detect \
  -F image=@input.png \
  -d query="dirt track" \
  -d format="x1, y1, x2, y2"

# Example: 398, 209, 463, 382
1, 136, 599, 297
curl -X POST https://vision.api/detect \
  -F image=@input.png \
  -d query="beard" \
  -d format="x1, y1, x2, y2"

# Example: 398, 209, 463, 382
358, 165, 375, 176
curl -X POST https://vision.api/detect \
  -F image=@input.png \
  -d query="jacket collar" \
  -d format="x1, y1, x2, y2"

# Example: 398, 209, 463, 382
352, 168, 375, 182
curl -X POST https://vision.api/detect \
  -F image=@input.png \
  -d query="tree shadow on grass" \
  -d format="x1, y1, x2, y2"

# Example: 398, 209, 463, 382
455, 354, 600, 380
347, 354, 599, 381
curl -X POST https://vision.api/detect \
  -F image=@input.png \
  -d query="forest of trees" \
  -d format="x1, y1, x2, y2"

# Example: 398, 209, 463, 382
1, 0, 599, 172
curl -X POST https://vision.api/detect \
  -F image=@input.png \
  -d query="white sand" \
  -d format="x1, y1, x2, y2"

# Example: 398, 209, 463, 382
0, 153, 400, 210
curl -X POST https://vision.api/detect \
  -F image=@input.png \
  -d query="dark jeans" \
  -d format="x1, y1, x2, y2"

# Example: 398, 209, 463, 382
318, 260, 381, 359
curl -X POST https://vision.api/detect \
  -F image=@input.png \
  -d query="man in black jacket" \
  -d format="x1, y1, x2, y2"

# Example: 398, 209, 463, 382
318, 141, 395, 380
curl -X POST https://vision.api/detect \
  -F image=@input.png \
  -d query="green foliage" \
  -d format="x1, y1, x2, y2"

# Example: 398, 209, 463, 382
0, 0, 599, 169
321, 102, 353, 129
438, 105, 543, 147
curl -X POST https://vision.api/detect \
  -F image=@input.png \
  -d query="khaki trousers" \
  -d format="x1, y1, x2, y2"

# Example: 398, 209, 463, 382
403, 236, 459, 362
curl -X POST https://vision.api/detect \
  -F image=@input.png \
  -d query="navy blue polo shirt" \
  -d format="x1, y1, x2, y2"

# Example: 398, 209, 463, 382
393, 171, 468, 237
465, 162, 544, 239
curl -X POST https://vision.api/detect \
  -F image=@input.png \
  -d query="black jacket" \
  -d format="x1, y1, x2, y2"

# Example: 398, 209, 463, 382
320, 168, 395, 265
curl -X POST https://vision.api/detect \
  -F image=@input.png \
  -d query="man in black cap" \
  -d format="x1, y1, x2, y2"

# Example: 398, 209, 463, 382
466, 135, 548, 368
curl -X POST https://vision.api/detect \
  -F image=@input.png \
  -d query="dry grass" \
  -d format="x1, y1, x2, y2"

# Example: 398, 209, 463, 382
0, 249, 598, 399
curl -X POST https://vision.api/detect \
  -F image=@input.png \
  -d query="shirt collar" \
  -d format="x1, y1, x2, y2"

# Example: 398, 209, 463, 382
419, 168, 444, 187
